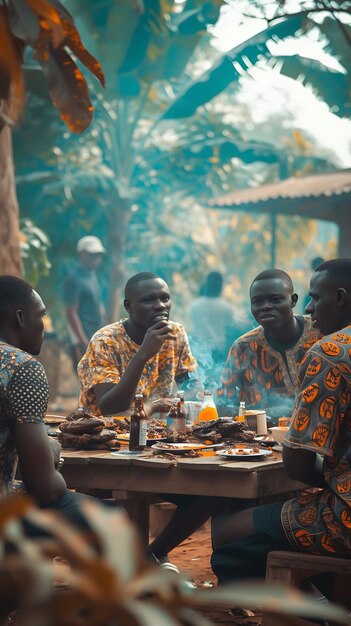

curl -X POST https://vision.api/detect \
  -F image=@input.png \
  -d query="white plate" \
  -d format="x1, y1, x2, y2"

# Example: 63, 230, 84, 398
117, 434, 169, 445
216, 447, 273, 460
151, 442, 207, 454
111, 450, 141, 456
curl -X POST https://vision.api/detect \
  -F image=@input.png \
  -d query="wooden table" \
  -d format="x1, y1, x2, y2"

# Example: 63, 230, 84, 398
61, 448, 307, 543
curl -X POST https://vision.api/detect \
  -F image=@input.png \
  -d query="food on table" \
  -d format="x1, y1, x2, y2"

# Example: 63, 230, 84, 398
191, 418, 255, 443
66, 408, 93, 421
225, 446, 261, 456
59, 417, 104, 435
152, 442, 203, 450
59, 409, 119, 450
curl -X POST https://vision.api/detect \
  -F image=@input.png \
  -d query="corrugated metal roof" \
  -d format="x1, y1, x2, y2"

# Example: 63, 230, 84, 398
209, 169, 351, 208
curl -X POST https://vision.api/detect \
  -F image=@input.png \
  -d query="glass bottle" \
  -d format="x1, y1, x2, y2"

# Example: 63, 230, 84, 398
166, 398, 186, 435
129, 393, 148, 451
235, 401, 246, 422
198, 390, 218, 422
177, 390, 189, 425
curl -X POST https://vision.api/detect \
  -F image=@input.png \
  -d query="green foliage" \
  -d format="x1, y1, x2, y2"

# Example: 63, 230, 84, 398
20, 219, 51, 288
0, 495, 348, 626
13, 0, 346, 324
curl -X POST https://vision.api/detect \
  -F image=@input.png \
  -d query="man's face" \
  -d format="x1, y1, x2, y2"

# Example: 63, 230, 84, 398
79, 252, 102, 270
19, 291, 46, 355
305, 270, 341, 336
250, 278, 296, 331
125, 278, 171, 329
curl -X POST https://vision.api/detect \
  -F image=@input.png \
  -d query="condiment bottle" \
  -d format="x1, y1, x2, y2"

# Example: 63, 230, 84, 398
129, 393, 148, 451
166, 398, 186, 435
235, 401, 246, 423
198, 390, 218, 422
177, 390, 189, 424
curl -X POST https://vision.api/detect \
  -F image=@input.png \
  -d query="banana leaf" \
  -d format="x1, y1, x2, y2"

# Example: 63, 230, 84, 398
162, 12, 309, 119
272, 54, 351, 118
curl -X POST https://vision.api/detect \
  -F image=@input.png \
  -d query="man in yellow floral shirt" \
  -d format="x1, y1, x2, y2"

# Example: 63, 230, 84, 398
78, 272, 204, 577
212, 259, 351, 601
78, 272, 198, 416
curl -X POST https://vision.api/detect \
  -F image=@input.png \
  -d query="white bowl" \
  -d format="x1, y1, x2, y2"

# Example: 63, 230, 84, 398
269, 426, 289, 445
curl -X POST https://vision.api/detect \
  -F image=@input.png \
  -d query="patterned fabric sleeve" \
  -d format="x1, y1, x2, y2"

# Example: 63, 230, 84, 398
6, 360, 49, 425
285, 346, 350, 457
78, 331, 124, 393
175, 325, 197, 376
218, 342, 241, 403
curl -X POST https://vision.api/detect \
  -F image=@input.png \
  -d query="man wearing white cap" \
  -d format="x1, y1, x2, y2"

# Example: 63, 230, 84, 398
63, 236, 106, 367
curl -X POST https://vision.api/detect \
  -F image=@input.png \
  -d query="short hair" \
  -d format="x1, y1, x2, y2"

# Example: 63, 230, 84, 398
0, 275, 35, 324
315, 258, 351, 289
250, 269, 294, 293
205, 271, 223, 297
124, 272, 160, 299
311, 256, 324, 271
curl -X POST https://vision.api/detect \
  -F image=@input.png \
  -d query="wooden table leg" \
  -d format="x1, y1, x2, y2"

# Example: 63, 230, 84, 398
112, 490, 150, 546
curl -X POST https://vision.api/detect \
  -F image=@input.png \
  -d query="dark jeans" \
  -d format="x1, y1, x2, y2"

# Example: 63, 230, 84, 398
21, 490, 119, 542
211, 501, 292, 583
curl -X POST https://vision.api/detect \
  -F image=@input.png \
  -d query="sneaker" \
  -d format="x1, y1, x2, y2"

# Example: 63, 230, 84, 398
151, 554, 197, 591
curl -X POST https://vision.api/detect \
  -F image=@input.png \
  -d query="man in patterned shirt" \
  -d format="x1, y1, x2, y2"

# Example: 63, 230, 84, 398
78, 272, 199, 416
0, 275, 92, 531
218, 269, 320, 421
212, 258, 351, 592
78, 272, 204, 571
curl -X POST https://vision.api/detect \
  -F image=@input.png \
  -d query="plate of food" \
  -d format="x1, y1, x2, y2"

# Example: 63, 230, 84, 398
151, 442, 208, 454
117, 434, 171, 445
253, 434, 275, 447
216, 447, 272, 460
45, 415, 66, 425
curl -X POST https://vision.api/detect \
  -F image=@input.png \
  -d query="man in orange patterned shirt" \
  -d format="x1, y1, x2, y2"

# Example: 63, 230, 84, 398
78, 272, 198, 417
212, 259, 351, 593
218, 269, 319, 421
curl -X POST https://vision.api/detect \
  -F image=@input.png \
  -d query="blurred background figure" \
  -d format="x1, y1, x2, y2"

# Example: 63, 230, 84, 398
302, 256, 325, 313
189, 272, 246, 386
63, 236, 106, 369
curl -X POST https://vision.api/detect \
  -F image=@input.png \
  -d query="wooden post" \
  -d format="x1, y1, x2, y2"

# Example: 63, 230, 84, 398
0, 125, 22, 275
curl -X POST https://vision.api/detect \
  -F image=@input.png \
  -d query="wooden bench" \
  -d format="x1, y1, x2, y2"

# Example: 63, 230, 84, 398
263, 550, 351, 626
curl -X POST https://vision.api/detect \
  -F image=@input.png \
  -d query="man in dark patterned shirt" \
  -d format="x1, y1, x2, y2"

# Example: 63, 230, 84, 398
212, 259, 351, 591
218, 269, 320, 421
0, 275, 92, 530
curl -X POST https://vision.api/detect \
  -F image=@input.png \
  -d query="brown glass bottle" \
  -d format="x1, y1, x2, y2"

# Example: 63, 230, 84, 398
166, 398, 186, 435
129, 393, 148, 451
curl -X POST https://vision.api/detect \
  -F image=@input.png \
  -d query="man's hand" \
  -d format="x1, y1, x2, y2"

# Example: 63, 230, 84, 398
139, 321, 176, 361
146, 397, 175, 416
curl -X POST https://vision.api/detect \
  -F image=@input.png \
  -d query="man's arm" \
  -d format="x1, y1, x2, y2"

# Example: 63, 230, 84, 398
282, 445, 326, 488
65, 304, 89, 346
93, 320, 176, 414
14, 423, 67, 506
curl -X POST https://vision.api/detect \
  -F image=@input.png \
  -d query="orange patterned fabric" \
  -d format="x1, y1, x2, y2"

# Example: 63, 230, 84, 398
282, 325, 351, 557
218, 316, 319, 415
78, 320, 197, 416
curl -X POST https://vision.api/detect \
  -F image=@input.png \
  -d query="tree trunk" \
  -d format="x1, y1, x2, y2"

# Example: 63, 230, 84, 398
0, 125, 21, 275
106, 198, 131, 322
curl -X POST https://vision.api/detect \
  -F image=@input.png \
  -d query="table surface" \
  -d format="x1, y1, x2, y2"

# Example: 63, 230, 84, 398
61, 448, 307, 500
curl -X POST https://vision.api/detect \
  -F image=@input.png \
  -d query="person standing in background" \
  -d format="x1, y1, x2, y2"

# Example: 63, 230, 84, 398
189, 272, 240, 368
301, 257, 325, 313
63, 236, 105, 368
